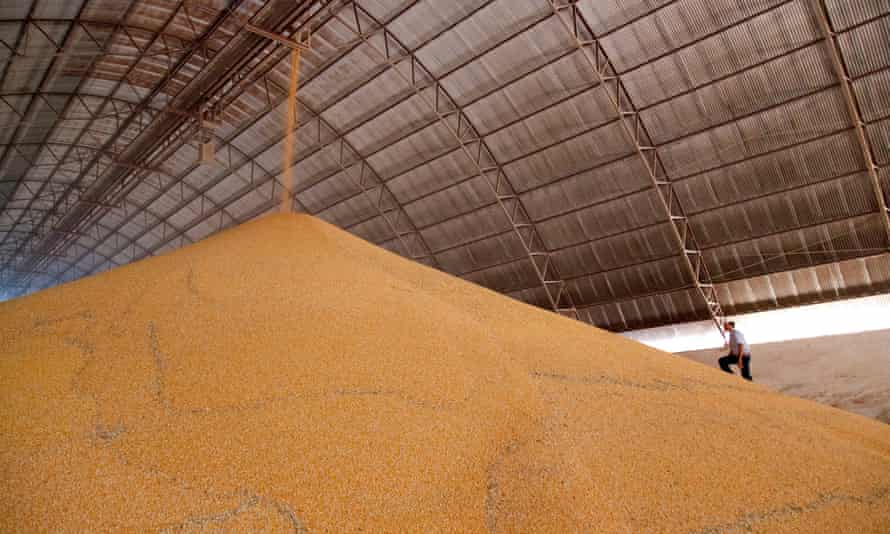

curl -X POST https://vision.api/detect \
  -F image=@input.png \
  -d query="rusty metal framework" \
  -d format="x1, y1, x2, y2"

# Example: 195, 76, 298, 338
2, 0, 890, 334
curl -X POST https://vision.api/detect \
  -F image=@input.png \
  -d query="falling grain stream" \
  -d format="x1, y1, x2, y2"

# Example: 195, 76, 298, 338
280, 48, 302, 214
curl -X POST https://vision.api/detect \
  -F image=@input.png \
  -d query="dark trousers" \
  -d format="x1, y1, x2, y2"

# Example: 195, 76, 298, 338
718, 354, 752, 381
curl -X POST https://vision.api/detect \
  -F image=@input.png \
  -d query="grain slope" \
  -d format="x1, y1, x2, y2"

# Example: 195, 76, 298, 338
2, 213, 889, 532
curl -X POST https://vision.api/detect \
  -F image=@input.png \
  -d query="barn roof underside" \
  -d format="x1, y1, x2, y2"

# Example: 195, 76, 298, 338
1, 0, 889, 333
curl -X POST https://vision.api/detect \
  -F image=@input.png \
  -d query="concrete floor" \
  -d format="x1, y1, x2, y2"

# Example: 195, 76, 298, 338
680, 328, 890, 423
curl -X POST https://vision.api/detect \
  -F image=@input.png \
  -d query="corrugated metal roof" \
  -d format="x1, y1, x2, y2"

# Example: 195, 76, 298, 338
1, 0, 889, 334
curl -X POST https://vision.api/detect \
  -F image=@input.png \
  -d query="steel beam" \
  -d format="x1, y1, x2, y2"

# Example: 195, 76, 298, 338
495, 207, 880, 300
385, 125, 860, 277
6, 1, 242, 282
38, 6, 403, 280
0, 1, 93, 204
219, 0, 532, 220
639, 37, 823, 113
334, 2, 578, 318
615, 0, 796, 78
49, 0, 512, 283
562, 244, 890, 333
556, 284, 698, 317
0, 0, 162, 272
19, 2, 888, 336
320, 42, 849, 232
30, 122, 284, 286
0, 142, 164, 172
331, 68, 831, 221
813, 0, 890, 247
60, 1, 577, 315
299, 102, 440, 264
289, 2, 563, 161
34, 1, 339, 283
550, 0, 725, 334
0, 2, 36, 86
70, 92, 441, 275
244, 23, 311, 51
318, 8, 887, 238
313, 89, 616, 220
446, 193, 880, 297
411, 134, 870, 259
1, 213, 148, 288
0, 22, 195, 180
0, 91, 192, 121
456, 164, 872, 281
31, 0, 613, 288
0, 18, 196, 58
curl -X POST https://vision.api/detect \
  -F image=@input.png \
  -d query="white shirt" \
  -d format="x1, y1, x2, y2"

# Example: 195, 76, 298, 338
729, 329, 751, 356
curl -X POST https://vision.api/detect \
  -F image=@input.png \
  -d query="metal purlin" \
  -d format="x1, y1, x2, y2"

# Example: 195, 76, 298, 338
336, 1, 579, 319
239, 8, 570, 226
16, 1, 887, 327
0, 140, 185, 238
82, 0, 518, 272
15, 115, 267, 288
3, 215, 151, 288
813, 0, 890, 248
35, 120, 302, 286
549, 0, 727, 334
31, 126, 302, 286
0, 213, 149, 263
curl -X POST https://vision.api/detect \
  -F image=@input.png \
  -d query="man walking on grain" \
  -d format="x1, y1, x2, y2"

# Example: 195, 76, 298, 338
718, 321, 752, 381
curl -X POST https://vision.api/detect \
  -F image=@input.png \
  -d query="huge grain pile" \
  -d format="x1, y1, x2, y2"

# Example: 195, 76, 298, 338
2, 214, 889, 532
